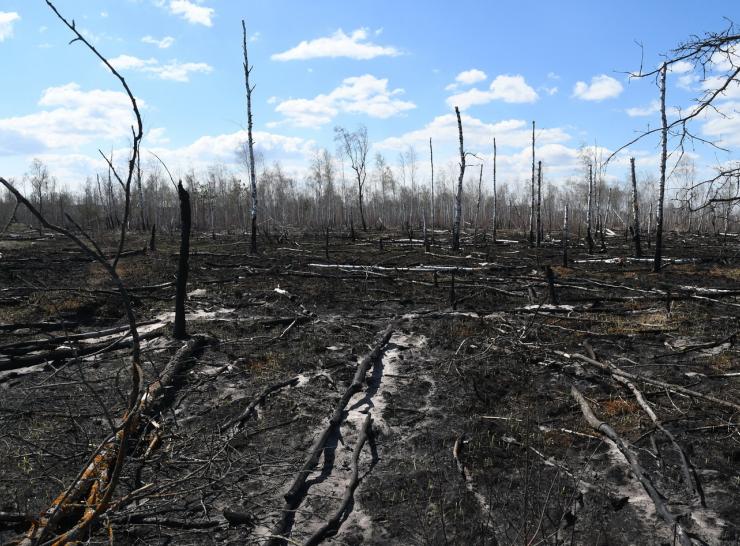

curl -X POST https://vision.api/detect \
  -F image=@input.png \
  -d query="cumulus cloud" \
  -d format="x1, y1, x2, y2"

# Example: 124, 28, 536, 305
272, 28, 400, 61
168, 0, 214, 27
0, 83, 141, 154
142, 35, 175, 49
0, 11, 20, 42
109, 54, 212, 82
272, 74, 415, 127
446, 74, 539, 110
456, 69, 487, 85
572, 74, 623, 101
376, 114, 569, 154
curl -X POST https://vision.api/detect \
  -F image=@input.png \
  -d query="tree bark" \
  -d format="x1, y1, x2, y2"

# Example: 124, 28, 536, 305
492, 137, 497, 245
242, 20, 258, 255
562, 203, 569, 267
429, 137, 435, 246
586, 163, 595, 254
536, 160, 542, 247
654, 62, 668, 272
174, 181, 191, 340
529, 121, 536, 247
630, 157, 642, 258
452, 106, 465, 251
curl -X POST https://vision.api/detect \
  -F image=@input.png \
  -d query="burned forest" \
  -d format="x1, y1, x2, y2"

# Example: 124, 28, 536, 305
1, 2, 739, 545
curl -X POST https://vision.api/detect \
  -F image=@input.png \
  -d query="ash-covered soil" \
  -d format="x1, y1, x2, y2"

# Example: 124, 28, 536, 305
1, 227, 739, 545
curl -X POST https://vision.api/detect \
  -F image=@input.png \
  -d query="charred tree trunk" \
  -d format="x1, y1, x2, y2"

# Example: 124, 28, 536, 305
174, 181, 191, 340
452, 106, 465, 252
430, 137, 435, 246
654, 62, 668, 273
492, 137, 497, 245
563, 203, 569, 267
630, 157, 642, 258
536, 160, 543, 247
529, 121, 536, 247
149, 223, 156, 252
242, 20, 258, 255
475, 163, 483, 238
586, 163, 595, 254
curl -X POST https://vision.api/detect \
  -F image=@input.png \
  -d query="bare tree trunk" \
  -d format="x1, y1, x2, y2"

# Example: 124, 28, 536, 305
654, 62, 668, 273
475, 163, 483, 238
529, 121, 535, 246
242, 20, 258, 255
452, 106, 465, 251
136, 153, 146, 231
536, 160, 542, 247
174, 181, 191, 340
647, 201, 653, 248
630, 157, 642, 258
429, 137, 435, 246
563, 203, 569, 267
492, 137, 497, 245
586, 163, 595, 254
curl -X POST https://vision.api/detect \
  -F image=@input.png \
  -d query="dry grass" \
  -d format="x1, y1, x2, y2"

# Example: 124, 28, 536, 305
600, 398, 639, 418
708, 353, 735, 372
709, 266, 740, 282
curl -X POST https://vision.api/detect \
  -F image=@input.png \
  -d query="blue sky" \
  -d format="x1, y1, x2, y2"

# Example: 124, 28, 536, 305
0, 0, 738, 191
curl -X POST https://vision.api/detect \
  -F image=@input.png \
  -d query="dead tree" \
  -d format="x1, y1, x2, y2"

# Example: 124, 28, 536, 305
586, 163, 595, 254
654, 62, 668, 272
174, 181, 191, 340
242, 20, 258, 254
630, 157, 643, 257
608, 22, 740, 256
536, 160, 543, 247
452, 106, 465, 251
335, 125, 369, 231
492, 137, 497, 245
474, 163, 483, 238
0, 2, 145, 541
562, 203, 569, 267
529, 121, 536, 246
429, 137, 435, 245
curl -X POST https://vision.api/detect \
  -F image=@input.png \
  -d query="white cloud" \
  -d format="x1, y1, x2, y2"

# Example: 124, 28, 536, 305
100, 11, 109, 18
447, 74, 539, 109
147, 127, 170, 145
142, 35, 175, 49
0, 11, 20, 42
168, 0, 214, 27
456, 69, 487, 85
701, 101, 740, 147
109, 54, 213, 82
272, 28, 400, 61
542, 86, 558, 96
376, 114, 569, 154
273, 74, 415, 127
626, 100, 660, 117
572, 74, 623, 101
110, 54, 159, 70
490, 75, 539, 103
669, 60, 693, 74
0, 83, 140, 154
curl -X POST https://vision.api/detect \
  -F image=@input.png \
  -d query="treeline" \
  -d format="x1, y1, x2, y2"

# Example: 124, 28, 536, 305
1, 152, 737, 240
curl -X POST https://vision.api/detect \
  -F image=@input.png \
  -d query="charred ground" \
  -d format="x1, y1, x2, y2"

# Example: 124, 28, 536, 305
0, 226, 739, 545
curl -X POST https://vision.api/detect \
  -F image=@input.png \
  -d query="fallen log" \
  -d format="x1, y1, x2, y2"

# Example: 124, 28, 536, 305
570, 384, 692, 546
302, 413, 374, 546
0, 327, 164, 373
557, 351, 740, 413
267, 323, 395, 545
